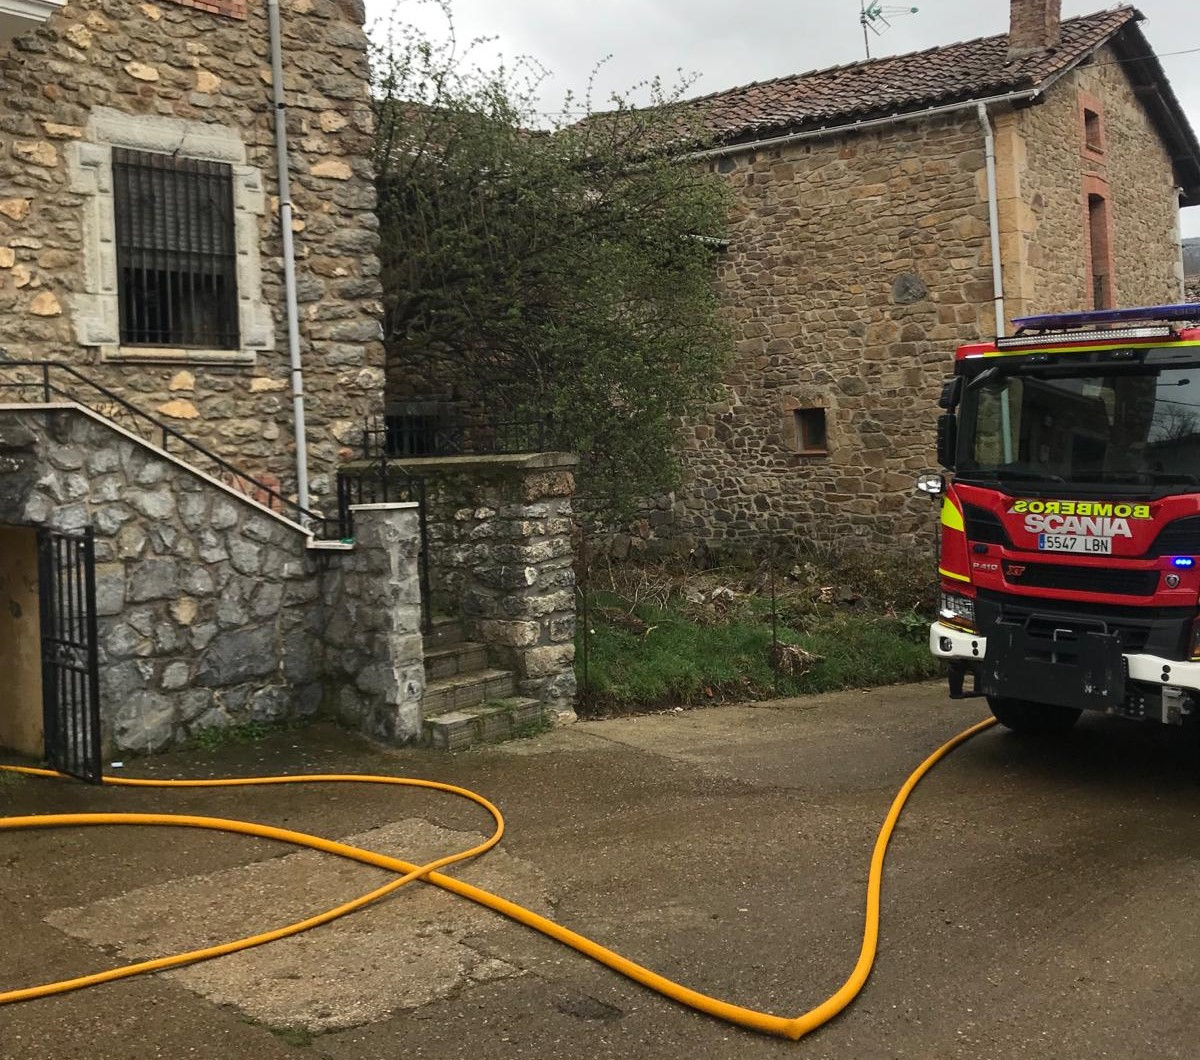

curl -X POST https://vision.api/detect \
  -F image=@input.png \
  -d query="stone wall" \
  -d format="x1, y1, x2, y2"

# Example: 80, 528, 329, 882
352, 453, 579, 721
0, 0, 384, 507
0, 407, 424, 754
321, 503, 425, 743
1006, 46, 1183, 317
667, 112, 994, 551
652, 61, 1186, 552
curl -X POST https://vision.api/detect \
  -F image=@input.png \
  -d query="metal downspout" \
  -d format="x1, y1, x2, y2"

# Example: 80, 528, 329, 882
977, 102, 1012, 461
266, 0, 310, 516
976, 102, 1006, 337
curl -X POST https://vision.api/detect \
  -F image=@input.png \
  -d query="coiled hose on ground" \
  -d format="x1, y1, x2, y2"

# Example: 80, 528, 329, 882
0, 715, 997, 1039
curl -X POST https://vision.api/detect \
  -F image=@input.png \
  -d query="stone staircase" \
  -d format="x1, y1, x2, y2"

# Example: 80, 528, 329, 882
421, 617, 543, 750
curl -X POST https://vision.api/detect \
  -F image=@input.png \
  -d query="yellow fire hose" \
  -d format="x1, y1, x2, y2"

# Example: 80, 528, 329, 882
0, 715, 996, 1039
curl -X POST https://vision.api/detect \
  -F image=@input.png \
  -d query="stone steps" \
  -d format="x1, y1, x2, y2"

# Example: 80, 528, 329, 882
424, 615, 466, 651
423, 641, 489, 682
419, 617, 547, 750
423, 697, 544, 751
421, 668, 518, 717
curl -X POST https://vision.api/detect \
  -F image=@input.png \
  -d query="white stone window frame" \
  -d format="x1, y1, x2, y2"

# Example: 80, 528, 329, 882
67, 107, 274, 366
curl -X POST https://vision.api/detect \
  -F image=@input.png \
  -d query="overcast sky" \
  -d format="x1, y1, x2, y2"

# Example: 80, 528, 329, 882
364, 0, 1200, 239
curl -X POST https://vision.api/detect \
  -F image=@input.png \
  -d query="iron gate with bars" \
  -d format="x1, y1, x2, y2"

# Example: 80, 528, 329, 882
38, 527, 102, 783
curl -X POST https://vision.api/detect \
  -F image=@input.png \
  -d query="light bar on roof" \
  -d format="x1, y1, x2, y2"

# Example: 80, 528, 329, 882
1012, 303, 1200, 329
995, 325, 1175, 349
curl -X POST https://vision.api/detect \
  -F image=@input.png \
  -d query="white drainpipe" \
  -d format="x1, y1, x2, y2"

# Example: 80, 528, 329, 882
687, 88, 1044, 163
976, 102, 1007, 338
266, 0, 310, 517
976, 102, 1012, 461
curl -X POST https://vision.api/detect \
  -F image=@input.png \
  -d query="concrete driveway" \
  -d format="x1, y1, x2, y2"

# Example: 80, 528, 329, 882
2, 681, 1199, 1059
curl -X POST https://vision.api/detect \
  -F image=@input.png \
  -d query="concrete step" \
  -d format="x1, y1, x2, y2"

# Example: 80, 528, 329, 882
424, 615, 466, 651
421, 668, 518, 717
423, 697, 546, 751
424, 641, 489, 682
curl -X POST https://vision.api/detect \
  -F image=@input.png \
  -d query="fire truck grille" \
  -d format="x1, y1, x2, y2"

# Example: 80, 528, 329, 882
962, 504, 1011, 546
1146, 516, 1200, 557
1006, 562, 1159, 597
977, 590, 1192, 656
965, 510, 1200, 560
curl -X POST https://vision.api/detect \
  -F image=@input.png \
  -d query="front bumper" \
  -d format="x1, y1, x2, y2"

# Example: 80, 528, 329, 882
929, 619, 1200, 721
929, 621, 986, 663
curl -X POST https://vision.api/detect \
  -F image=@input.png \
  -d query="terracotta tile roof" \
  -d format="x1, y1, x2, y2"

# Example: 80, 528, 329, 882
683, 7, 1140, 145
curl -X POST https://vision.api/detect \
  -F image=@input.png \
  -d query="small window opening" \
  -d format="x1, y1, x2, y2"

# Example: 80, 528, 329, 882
1083, 108, 1103, 153
1088, 193, 1112, 310
794, 408, 828, 454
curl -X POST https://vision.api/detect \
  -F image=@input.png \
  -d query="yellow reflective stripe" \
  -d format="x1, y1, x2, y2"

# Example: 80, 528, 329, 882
975, 339, 1200, 358
938, 567, 971, 583
940, 498, 965, 532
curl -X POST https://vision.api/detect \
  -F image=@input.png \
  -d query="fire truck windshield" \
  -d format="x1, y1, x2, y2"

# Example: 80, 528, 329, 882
956, 361, 1200, 492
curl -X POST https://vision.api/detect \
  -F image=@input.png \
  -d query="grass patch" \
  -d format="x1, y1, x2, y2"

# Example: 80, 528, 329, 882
189, 720, 274, 751
576, 549, 940, 716
510, 715, 554, 740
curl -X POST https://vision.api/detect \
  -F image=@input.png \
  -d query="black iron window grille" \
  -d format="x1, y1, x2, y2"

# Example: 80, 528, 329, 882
112, 147, 240, 349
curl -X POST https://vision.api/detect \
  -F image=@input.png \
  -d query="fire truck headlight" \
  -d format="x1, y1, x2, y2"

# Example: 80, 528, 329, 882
938, 590, 976, 632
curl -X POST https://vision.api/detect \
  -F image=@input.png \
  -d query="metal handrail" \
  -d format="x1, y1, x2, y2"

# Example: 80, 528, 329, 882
0, 360, 330, 534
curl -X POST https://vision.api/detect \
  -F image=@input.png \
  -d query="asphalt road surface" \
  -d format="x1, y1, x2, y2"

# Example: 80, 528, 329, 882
2, 681, 1198, 1059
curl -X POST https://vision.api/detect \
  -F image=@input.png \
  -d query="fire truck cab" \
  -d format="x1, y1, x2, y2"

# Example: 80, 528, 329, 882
927, 303, 1200, 733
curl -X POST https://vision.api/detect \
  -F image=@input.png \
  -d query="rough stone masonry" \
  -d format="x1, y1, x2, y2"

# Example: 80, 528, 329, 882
0, 0, 385, 507
0, 408, 425, 754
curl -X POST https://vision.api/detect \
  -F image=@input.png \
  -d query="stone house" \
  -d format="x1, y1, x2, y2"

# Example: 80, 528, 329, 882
650, 0, 1200, 552
0, 0, 577, 769
1186, 236, 1200, 300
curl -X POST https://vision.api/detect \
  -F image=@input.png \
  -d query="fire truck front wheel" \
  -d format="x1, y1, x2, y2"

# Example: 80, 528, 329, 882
986, 696, 1081, 735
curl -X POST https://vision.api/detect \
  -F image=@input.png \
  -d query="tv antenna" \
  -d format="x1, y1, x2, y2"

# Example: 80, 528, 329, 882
860, 1, 919, 58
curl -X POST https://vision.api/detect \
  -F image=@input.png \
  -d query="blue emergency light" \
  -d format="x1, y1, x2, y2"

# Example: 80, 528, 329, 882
1012, 303, 1200, 330
1172, 557, 1195, 568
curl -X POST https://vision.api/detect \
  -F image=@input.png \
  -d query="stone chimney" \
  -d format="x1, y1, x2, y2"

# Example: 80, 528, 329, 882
1009, 0, 1062, 58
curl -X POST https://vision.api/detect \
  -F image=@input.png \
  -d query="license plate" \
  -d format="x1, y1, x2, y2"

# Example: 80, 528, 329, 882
1038, 533, 1112, 554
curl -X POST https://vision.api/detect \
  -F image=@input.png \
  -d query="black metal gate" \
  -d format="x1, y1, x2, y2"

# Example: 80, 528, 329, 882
38, 526, 102, 783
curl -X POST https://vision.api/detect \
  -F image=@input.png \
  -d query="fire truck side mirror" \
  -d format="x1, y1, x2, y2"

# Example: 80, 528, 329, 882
938, 377, 962, 410
916, 473, 945, 496
936, 413, 957, 469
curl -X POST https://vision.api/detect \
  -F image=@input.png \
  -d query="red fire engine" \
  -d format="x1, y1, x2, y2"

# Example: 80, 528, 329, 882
927, 303, 1200, 733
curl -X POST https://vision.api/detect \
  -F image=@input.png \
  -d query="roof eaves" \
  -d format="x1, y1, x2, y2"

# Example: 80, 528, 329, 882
697, 7, 1141, 149
711, 80, 1041, 148
1105, 20, 1200, 206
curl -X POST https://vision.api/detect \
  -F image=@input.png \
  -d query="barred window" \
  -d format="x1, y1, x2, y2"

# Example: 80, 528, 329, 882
112, 148, 239, 349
